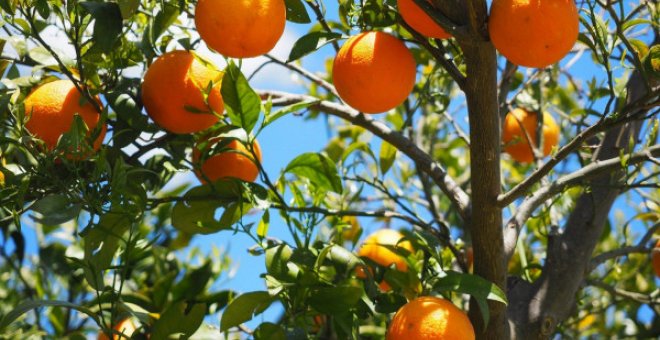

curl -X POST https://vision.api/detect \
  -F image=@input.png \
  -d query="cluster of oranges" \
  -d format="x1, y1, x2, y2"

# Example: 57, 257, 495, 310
22, 0, 285, 182
332, 0, 454, 114
355, 228, 476, 339
331, 0, 575, 162
20, 0, 576, 172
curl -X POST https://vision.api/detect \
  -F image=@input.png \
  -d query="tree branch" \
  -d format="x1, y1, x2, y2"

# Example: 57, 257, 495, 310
498, 96, 660, 208
256, 90, 471, 221
504, 143, 660, 261
398, 19, 467, 91
586, 279, 659, 305
588, 222, 660, 272
263, 54, 339, 97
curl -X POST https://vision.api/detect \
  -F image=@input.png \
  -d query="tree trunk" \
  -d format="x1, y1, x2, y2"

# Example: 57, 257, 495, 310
462, 37, 507, 340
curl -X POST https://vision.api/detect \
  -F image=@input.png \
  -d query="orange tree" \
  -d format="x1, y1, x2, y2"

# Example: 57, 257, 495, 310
0, 0, 658, 339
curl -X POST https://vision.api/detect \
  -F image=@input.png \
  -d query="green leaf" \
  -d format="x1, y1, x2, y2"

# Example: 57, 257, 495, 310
0, 300, 100, 331
30, 194, 81, 225
171, 181, 252, 235
622, 18, 651, 32
257, 210, 270, 239
627, 39, 649, 60
220, 291, 276, 332
374, 292, 407, 314
308, 286, 362, 314
254, 322, 286, 340
643, 45, 660, 79
171, 262, 214, 301
0, 0, 15, 14
151, 302, 206, 339
263, 99, 319, 128
265, 244, 300, 282
118, 0, 140, 19
316, 244, 361, 274
221, 61, 261, 133
81, 213, 132, 289
434, 271, 507, 327
284, 0, 311, 23
151, 3, 179, 42
284, 153, 343, 194
379, 141, 397, 175
28, 46, 58, 66
287, 31, 341, 62
80, 2, 123, 52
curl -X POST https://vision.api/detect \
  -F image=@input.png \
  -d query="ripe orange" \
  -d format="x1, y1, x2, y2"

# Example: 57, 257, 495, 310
97, 318, 138, 340
195, 0, 286, 58
488, 0, 579, 68
333, 31, 417, 114
652, 240, 660, 278
387, 296, 475, 340
398, 0, 451, 39
502, 108, 559, 163
0, 169, 4, 187
141, 50, 223, 134
192, 137, 262, 184
23, 79, 106, 154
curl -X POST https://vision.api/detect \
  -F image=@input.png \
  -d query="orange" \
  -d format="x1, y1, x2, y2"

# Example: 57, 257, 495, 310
387, 296, 475, 340
97, 318, 138, 340
333, 31, 417, 114
488, 0, 579, 68
0, 169, 4, 187
142, 50, 223, 134
502, 108, 559, 163
340, 216, 361, 243
356, 229, 414, 291
398, 0, 452, 39
652, 240, 660, 278
23, 79, 106, 154
192, 137, 262, 183
195, 0, 286, 58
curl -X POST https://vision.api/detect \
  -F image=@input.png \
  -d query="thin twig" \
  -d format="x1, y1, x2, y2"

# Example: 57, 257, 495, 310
257, 90, 472, 221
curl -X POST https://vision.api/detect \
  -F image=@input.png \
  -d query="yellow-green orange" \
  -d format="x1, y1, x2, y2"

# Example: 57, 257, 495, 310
195, 0, 286, 58
356, 229, 414, 291
333, 31, 416, 114
502, 108, 560, 163
23, 79, 106, 154
387, 296, 475, 340
142, 50, 223, 134
489, 0, 579, 68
